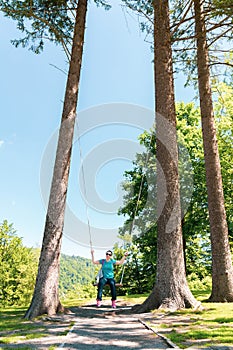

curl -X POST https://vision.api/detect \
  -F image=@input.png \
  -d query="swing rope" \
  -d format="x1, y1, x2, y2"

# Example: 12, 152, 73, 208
77, 128, 126, 285
127, 128, 155, 238
76, 119, 126, 285
119, 262, 126, 285
76, 119, 93, 250
76, 115, 154, 286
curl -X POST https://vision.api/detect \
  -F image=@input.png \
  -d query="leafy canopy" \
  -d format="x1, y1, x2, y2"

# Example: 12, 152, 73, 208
0, 0, 111, 54
0, 220, 38, 306
118, 84, 233, 289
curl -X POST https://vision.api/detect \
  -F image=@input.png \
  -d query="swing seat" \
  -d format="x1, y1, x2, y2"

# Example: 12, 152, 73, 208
93, 282, 123, 287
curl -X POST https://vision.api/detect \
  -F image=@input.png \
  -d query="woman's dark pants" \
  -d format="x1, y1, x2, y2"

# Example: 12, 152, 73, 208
97, 277, 116, 301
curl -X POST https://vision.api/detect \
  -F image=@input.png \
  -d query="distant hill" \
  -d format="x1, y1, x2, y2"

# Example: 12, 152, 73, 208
59, 253, 96, 295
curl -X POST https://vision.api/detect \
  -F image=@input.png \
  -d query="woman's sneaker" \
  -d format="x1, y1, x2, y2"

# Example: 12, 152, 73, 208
112, 300, 116, 308
96, 300, 101, 307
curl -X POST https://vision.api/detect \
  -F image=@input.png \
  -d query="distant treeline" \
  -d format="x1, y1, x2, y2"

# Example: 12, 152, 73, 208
0, 219, 97, 306
59, 253, 96, 296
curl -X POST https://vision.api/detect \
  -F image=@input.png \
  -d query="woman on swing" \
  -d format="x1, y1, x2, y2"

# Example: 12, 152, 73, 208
91, 249, 128, 308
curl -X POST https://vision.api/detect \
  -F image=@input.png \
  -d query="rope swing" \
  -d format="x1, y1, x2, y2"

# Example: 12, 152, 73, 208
76, 121, 125, 286
76, 116, 155, 288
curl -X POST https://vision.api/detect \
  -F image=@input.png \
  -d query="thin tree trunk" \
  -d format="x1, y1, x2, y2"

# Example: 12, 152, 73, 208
136, 0, 200, 312
194, 0, 233, 302
24, 0, 88, 319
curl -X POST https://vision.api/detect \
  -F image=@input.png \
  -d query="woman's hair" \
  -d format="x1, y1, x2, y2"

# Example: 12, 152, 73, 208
106, 250, 113, 255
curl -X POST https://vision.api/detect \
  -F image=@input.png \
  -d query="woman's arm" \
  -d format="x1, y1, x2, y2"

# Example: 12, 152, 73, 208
91, 249, 100, 264
116, 252, 129, 265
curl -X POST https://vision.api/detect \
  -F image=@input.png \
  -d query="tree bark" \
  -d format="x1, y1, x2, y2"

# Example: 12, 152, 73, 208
24, 0, 88, 319
136, 0, 200, 312
194, 0, 233, 302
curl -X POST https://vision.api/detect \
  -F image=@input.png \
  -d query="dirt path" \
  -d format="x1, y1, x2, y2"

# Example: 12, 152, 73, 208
57, 303, 171, 350
0, 300, 172, 350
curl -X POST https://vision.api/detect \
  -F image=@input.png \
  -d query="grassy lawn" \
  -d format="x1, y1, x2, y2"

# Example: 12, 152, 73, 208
119, 294, 149, 305
0, 305, 72, 347
149, 290, 233, 349
0, 306, 45, 344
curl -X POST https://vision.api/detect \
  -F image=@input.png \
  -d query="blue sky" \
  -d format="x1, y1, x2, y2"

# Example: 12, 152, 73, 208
0, 1, 194, 260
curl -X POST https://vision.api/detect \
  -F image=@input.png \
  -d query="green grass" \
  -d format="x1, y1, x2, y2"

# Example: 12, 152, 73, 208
0, 306, 72, 345
0, 306, 45, 343
0, 347, 56, 350
119, 293, 148, 305
0, 347, 33, 350
61, 293, 149, 309
151, 291, 233, 348
61, 297, 89, 308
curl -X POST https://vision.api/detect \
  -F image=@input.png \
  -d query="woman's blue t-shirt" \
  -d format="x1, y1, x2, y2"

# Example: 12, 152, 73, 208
99, 259, 116, 279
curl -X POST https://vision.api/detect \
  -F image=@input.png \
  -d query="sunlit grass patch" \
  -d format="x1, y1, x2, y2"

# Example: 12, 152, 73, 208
61, 298, 86, 308
168, 325, 233, 348
0, 305, 72, 345
188, 326, 233, 341
0, 347, 33, 350
0, 306, 45, 343
213, 317, 233, 323
1, 332, 48, 344
119, 294, 148, 304
154, 299, 233, 348
168, 329, 187, 345
191, 289, 211, 301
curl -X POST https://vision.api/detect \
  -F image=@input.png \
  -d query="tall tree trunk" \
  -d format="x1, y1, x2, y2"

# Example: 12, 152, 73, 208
194, 0, 233, 302
136, 0, 199, 312
24, 0, 88, 319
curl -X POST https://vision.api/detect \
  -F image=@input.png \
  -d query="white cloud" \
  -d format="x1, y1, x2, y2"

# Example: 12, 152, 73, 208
0, 140, 4, 147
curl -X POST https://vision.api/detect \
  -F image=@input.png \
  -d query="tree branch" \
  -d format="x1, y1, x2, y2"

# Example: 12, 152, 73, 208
206, 15, 233, 33
209, 61, 233, 68
121, 1, 153, 25
170, 0, 194, 37
2, 4, 72, 59
207, 27, 233, 48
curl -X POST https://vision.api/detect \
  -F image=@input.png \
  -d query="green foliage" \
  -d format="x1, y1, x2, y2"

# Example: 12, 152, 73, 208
59, 254, 96, 298
118, 102, 211, 285
176, 102, 212, 278
171, 0, 233, 86
94, 0, 111, 10
0, 0, 73, 53
118, 84, 233, 288
212, 0, 233, 16
123, 1, 233, 87
0, 220, 97, 305
187, 273, 212, 292
0, 220, 38, 307
0, 0, 111, 54
113, 238, 156, 295
63, 283, 96, 300
213, 82, 233, 241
